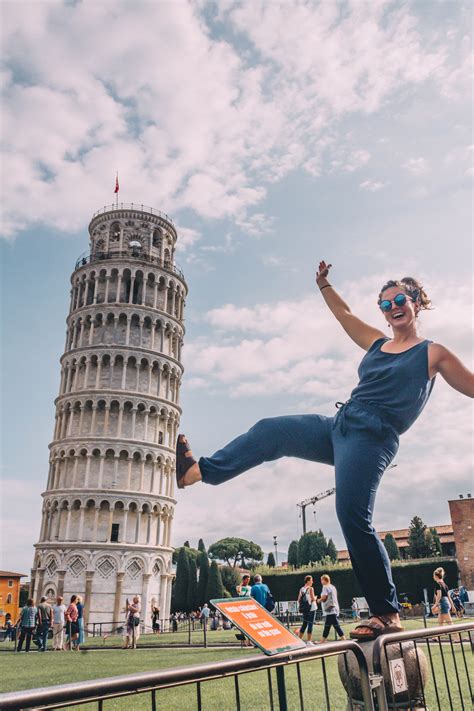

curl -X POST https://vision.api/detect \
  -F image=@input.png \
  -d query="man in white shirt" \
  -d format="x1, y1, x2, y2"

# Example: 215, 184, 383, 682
317, 574, 346, 643
52, 596, 67, 651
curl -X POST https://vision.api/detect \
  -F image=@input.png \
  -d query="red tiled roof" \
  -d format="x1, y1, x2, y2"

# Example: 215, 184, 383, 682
0, 571, 27, 578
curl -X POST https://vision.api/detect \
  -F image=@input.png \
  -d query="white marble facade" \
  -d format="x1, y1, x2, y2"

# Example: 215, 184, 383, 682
30, 204, 186, 629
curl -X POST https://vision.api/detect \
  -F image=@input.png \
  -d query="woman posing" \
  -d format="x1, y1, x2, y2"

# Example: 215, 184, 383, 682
176, 262, 473, 640
432, 567, 455, 625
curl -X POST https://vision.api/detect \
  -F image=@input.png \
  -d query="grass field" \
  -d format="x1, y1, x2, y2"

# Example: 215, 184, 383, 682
37, 616, 465, 648
1, 619, 471, 710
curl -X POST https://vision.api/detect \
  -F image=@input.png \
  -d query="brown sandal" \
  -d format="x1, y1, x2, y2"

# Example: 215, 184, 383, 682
176, 434, 197, 489
350, 615, 404, 642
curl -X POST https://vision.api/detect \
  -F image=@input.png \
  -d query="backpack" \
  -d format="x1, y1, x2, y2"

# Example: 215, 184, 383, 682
264, 591, 276, 612
298, 588, 311, 615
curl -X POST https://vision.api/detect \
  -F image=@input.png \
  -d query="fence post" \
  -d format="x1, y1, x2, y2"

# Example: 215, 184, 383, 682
275, 666, 288, 711
188, 618, 191, 645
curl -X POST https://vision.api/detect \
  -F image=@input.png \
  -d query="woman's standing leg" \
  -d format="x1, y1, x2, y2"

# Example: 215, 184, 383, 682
333, 429, 399, 618
198, 414, 334, 486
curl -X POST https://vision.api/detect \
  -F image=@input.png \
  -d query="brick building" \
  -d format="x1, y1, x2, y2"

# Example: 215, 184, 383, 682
448, 494, 474, 588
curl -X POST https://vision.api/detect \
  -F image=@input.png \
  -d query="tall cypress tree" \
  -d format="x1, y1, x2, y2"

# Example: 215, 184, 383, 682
206, 560, 225, 602
429, 528, 443, 556
325, 538, 338, 563
197, 552, 210, 607
173, 546, 190, 612
383, 533, 401, 560
407, 516, 431, 558
267, 552, 276, 567
198, 538, 206, 553
287, 540, 299, 568
187, 558, 198, 612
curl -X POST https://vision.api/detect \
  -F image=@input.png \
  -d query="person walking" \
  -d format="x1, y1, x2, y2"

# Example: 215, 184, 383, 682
317, 574, 346, 643
351, 598, 360, 621
432, 567, 454, 625
75, 595, 85, 650
16, 599, 37, 653
297, 575, 317, 645
123, 596, 141, 649
65, 595, 79, 650
36, 596, 53, 652
176, 262, 473, 640
52, 596, 67, 651
199, 603, 210, 630
4, 613, 13, 641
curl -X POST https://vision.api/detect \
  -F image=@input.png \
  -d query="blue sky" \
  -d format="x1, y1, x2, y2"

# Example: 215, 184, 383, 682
1, 0, 472, 575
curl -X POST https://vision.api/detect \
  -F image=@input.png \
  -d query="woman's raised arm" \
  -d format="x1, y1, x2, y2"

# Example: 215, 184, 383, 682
316, 261, 386, 351
430, 344, 474, 397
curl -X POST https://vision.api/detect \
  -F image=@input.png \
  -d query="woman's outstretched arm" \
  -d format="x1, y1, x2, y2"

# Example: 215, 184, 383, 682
316, 260, 386, 351
429, 344, 474, 397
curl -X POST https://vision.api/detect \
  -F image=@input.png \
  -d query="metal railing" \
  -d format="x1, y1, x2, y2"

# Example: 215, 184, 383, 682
0, 639, 375, 710
91, 203, 174, 224
74, 250, 185, 280
372, 621, 474, 710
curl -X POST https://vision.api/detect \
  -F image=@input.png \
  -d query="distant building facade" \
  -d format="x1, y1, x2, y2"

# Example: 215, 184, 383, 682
0, 571, 26, 626
30, 203, 187, 627
337, 524, 456, 562
448, 494, 474, 588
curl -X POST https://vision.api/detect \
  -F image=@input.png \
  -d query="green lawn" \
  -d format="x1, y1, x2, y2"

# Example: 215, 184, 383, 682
78, 615, 465, 648
1, 619, 471, 710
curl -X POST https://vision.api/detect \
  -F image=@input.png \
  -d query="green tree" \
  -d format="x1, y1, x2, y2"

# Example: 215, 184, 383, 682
220, 566, 241, 597
325, 538, 338, 563
206, 560, 225, 601
298, 531, 327, 565
187, 558, 198, 612
172, 547, 189, 612
429, 528, 443, 556
383, 533, 401, 560
407, 516, 432, 558
197, 552, 210, 607
287, 540, 299, 568
198, 538, 206, 553
184, 540, 190, 548
208, 537, 263, 568
172, 546, 199, 565
267, 552, 276, 567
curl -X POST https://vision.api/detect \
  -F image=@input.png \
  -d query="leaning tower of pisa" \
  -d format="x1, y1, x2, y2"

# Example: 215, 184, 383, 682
30, 203, 187, 629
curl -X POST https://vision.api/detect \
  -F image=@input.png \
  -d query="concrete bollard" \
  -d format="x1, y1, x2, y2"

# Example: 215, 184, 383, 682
338, 639, 429, 710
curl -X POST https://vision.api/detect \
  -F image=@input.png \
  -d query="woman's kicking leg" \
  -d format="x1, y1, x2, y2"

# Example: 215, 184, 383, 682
178, 414, 334, 487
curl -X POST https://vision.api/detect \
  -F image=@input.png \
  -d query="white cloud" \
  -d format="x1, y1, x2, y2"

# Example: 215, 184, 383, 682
404, 158, 428, 175
359, 180, 387, 192
0, 0, 455, 239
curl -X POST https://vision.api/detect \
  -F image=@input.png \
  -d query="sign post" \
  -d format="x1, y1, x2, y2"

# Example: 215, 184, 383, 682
211, 597, 306, 656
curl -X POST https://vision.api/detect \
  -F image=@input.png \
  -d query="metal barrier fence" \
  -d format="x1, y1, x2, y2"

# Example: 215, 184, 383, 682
372, 621, 473, 711
1, 623, 472, 709
0, 639, 374, 710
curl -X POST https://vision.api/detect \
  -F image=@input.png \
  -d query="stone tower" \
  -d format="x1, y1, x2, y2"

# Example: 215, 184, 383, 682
30, 202, 186, 629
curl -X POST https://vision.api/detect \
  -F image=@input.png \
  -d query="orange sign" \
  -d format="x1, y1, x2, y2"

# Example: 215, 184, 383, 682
211, 597, 306, 655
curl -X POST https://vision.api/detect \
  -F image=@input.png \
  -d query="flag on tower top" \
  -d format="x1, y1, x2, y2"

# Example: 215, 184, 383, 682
114, 173, 119, 194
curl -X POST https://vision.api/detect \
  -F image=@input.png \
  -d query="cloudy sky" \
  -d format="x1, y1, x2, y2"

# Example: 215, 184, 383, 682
1, 0, 472, 574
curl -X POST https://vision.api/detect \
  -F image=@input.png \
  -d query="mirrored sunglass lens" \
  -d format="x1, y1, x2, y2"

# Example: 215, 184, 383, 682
394, 294, 407, 306
380, 300, 392, 311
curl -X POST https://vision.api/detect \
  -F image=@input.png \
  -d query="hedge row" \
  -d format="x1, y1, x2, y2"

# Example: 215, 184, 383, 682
262, 558, 459, 608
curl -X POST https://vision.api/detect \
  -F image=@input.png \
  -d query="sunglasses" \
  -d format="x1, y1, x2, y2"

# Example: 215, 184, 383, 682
379, 292, 414, 312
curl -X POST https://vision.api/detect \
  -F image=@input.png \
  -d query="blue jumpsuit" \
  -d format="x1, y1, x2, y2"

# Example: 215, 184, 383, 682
199, 338, 435, 615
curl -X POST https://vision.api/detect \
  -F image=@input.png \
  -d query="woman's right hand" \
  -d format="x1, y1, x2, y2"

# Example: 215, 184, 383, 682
316, 260, 332, 286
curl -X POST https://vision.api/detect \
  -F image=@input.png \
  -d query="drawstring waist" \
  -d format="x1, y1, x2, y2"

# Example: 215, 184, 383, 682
333, 399, 399, 438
